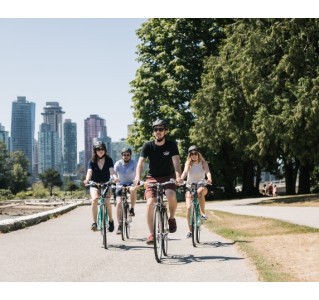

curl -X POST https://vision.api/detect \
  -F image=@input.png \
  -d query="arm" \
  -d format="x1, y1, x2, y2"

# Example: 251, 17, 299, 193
134, 156, 145, 184
83, 169, 92, 185
203, 161, 212, 184
109, 167, 119, 182
181, 160, 190, 181
172, 155, 182, 182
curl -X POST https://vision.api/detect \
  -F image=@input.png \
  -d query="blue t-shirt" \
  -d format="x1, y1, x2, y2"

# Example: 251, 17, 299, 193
88, 156, 114, 183
114, 159, 137, 185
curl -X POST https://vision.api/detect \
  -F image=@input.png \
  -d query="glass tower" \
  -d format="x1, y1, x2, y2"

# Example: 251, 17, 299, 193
63, 119, 77, 175
38, 102, 64, 175
11, 96, 35, 175
84, 114, 107, 168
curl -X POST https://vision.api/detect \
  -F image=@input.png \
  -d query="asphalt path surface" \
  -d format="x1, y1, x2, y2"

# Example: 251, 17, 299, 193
206, 197, 319, 229
0, 202, 257, 282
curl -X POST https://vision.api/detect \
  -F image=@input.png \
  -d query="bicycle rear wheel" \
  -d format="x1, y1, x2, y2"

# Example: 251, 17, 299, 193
191, 204, 199, 247
153, 207, 163, 263
162, 209, 169, 256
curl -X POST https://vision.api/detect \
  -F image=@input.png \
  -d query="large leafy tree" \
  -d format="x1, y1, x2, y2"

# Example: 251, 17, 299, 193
39, 169, 63, 197
192, 18, 319, 195
129, 18, 233, 158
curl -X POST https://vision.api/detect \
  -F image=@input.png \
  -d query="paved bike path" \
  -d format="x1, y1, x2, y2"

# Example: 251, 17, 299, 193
0, 203, 257, 282
205, 197, 319, 229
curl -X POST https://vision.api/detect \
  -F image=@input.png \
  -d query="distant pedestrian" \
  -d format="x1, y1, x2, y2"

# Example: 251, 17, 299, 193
268, 182, 273, 196
273, 184, 278, 196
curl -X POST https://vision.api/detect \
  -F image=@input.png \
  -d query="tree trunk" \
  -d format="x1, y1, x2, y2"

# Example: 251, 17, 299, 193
298, 162, 311, 194
285, 160, 296, 195
255, 164, 262, 194
242, 160, 256, 196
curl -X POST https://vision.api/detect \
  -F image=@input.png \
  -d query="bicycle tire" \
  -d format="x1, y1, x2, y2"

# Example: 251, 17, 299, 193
153, 206, 163, 263
162, 208, 169, 256
195, 204, 201, 244
102, 205, 108, 249
191, 204, 199, 247
120, 200, 125, 241
125, 202, 131, 239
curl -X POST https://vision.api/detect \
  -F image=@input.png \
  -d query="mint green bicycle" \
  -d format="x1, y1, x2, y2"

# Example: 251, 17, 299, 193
87, 180, 114, 249
184, 179, 209, 247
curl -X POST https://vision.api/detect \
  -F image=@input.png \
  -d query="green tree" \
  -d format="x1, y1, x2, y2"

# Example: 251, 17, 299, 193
0, 142, 10, 189
192, 18, 319, 195
129, 18, 233, 159
39, 169, 63, 197
7, 151, 30, 194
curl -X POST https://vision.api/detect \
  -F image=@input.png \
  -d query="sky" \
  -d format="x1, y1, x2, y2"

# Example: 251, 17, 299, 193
0, 18, 146, 152
0, 2, 315, 153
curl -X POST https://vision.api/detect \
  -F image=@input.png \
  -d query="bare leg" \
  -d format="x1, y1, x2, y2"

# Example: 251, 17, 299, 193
146, 197, 156, 234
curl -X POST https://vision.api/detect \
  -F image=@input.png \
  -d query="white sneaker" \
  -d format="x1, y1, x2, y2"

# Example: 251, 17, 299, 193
185, 232, 192, 238
201, 214, 208, 220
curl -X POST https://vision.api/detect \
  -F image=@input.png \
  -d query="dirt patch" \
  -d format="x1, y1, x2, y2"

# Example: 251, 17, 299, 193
253, 233, 319, 281
0, 205, 55, 217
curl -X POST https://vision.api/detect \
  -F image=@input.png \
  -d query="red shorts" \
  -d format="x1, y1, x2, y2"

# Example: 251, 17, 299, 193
144, 174, 176, 199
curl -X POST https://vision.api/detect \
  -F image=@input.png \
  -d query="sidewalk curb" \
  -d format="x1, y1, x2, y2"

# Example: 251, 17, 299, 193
0, 202, 78, 233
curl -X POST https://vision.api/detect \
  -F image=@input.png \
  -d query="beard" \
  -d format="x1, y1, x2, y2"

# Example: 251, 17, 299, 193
155, 136, 165, 142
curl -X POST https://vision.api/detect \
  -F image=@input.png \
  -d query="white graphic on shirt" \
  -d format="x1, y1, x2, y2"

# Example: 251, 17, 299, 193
163, 151, 170, 156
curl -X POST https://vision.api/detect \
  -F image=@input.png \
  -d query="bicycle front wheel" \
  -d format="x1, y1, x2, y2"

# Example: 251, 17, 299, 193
102, 205, 108, 249
153, 207, 163, 263
191, 204, 199, 247
124, 202, 131, 239
162, 209, 169, 256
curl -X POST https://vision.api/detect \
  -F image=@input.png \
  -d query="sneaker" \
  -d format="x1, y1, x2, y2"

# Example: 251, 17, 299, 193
129, 207, 135, 216
109, 220, 114, 232
185, 232, 192, 239
201, 214, 208, 220
116, 224, 122, 235
91, 222, 97, 231
146, 234, 154, 245
168, 218, 177, 233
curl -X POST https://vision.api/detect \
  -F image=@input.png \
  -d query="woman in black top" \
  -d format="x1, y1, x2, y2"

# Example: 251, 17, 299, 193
83, 141, 118, 231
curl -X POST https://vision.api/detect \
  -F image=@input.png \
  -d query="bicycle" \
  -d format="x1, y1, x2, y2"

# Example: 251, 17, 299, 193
115, 184, 132, 241
183, 179, 210, 247
145, 178, 176, 263
86, 180, 114, 249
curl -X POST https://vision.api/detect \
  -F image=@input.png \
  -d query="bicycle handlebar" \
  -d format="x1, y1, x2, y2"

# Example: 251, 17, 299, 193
180, 179, 211, 191
144, 178, 176, 188
85, 180, 116, 188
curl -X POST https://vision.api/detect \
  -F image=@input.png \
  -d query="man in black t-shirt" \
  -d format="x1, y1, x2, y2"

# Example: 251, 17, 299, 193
134, 119, 182, 245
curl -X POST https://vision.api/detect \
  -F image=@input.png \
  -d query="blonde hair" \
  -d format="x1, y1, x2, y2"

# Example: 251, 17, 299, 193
186, 151, 206, 166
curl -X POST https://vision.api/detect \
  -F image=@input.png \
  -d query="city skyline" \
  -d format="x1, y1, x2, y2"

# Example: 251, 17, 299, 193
0, 18, 145, 152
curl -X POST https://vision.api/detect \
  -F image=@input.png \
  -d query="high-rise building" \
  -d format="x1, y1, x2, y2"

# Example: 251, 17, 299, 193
11, 96, 35, 175
84, 114, 107, 168
63, 119, 77, 175
41, 102, 65, 139
38, 123, 62, 174
0, 123, 10, 150
38, 102, 64, 175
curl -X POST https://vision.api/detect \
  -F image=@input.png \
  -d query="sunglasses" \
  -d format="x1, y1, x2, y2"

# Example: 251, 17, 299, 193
153, 127, 165, 132
96, 148, 105, 151
190, 152, 198, 156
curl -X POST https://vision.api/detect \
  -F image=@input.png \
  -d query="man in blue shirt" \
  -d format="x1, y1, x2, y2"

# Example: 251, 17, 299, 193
114, 147, 139, 234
